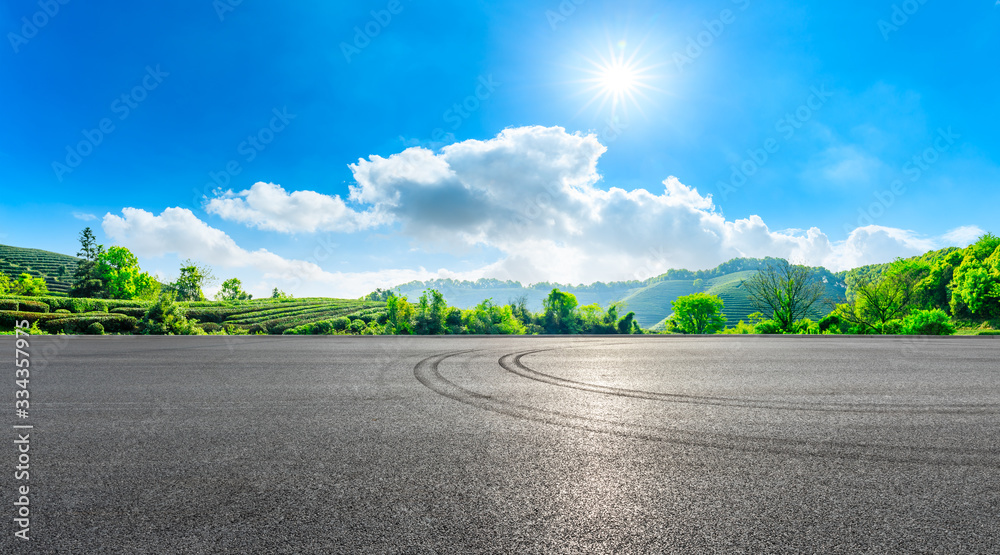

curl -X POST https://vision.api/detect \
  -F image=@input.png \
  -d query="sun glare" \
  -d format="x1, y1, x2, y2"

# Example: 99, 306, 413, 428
576, 39, 659, 120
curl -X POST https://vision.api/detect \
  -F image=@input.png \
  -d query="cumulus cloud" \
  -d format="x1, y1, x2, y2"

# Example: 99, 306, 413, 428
102, 207, 472, 297
196, 125, 977, 284
204, 181, 380, 233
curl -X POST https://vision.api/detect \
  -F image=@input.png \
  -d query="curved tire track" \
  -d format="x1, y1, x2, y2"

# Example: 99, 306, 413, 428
499, 349, 1000, 415
415, 350, 1000, 468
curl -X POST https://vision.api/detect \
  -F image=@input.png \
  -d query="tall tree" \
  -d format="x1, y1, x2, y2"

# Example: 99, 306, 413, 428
543, 288, 579, 334
70, 227, 107, 298
741, 259, 824, 332
837, 260, 925, 333
170, 260, 215, 301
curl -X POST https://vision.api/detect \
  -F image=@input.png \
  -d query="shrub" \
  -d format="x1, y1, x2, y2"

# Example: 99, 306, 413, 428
0, 299, 50, 313
87, 322, 105, 335
818, 313, 843, 334
248, 323, 267, 335
139, 293, 203, 335
42, 315, 138, 334
754, 319, 783, 334
720, 321, 755, 334
978, 330, 1000, 335
331, 316, 351, 332
200, 322, 222, 333
899, 309, 956, 336
111, 307, 148, 318
349, 319, 367, 334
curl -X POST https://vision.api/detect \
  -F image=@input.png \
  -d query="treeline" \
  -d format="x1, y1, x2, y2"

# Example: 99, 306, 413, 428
670, 233, 999, 336
290, 288, 641, 336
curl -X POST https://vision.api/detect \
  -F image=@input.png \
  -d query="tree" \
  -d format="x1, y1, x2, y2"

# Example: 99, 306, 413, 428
837, 261, 921, 334
669, 293, 726, 334
271, 288, 292, 300
741, 259, 824, 333
170, 260, 215, 301
414, 289, 447, 335
364, 288, 395, 302
71, 227, 107, 298
543, 288, 579, 334
385, 294, 414, 334
951, 234, 1000, 319
95, 247, 159, 300
216, 278, 252, 301
77, 227, 103, 261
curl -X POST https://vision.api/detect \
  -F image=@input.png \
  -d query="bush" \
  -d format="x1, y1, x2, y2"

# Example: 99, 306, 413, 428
111, 307, 148, 318
87, 322, 105, 335
899, 309, 956, 336
42, 315, 138, 334
978, 330, 1000, 335
200, 322, 222, 333
720, 321, 755, 334
818, 313, 843, 334
55, 309, 71, 314
349, 319, 367, 334
754, 319, 784, 334
331, 316, 351, 332
0, 298, 50, 313
139, 293, 203, 335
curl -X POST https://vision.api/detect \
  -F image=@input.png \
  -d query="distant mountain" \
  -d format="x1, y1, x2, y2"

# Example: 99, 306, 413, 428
0, 244, 82, 296
392, 258, 848, 329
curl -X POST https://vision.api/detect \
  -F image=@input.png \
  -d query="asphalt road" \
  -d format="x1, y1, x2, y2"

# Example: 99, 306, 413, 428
2, 335, 999, 553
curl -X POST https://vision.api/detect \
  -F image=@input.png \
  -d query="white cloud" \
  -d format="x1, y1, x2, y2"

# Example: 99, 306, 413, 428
193, 125, 978, 285
72, 211, 97, 221
101, 207, 475, 298
204, 181, 381, 233
942, 225, 985, 247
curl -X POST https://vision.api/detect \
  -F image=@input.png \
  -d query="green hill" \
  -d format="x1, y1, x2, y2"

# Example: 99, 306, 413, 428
0, 244, 82, 296
393, 259, 848, 329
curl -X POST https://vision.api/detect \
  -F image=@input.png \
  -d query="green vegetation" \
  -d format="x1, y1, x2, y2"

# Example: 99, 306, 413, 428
0, 243, 81, 296
668, 293, 726, 334
1, 229, 996, 336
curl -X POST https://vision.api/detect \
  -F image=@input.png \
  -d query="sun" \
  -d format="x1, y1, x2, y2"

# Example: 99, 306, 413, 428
575, 39, 659, 120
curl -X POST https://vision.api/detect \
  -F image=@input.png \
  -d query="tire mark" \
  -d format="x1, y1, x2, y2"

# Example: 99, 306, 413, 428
415, 350, 1000, 468
500, 349, 1000, 415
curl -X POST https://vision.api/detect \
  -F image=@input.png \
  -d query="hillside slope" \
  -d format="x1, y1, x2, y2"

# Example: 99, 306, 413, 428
394, 260, 848, 329
0, 244, 81, 295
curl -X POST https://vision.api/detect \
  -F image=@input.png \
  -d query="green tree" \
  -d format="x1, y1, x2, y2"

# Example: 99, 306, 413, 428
271, 287, 293, 300
414, 290, 447, 334
543, 288, 579, 334
10, 273, 49, 296
0, 271, 11, 295
385, 294, 414, 334
741, 259, 824, 333
837, 261, 921, 334
95, 247, 159, 300
70, 227, 107, 298
951, 235, 1000, 319
616, 311, 639, 334
364, 288, 395, 302
170, 260, 215, 301
669, 293, 726, 334
216, 277, 252, 301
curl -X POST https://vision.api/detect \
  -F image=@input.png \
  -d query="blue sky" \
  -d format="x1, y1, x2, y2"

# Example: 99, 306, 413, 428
2, 0, 998, 297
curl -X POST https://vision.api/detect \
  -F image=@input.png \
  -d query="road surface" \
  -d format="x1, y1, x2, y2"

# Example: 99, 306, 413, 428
2, 335, 999, 553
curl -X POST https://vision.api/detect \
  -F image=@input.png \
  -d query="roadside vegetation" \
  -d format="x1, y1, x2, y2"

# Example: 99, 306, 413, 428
0, 228, 996, 336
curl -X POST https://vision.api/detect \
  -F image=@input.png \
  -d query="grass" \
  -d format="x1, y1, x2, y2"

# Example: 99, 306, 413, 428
0, 244, 82, 295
